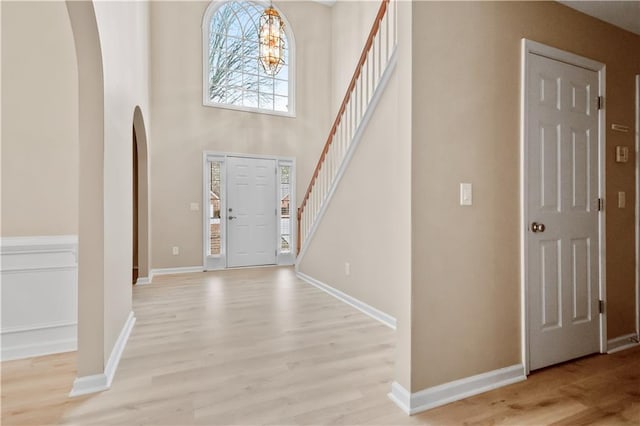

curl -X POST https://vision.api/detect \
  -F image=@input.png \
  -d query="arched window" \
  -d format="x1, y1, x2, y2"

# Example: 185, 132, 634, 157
202, 0, 295, 115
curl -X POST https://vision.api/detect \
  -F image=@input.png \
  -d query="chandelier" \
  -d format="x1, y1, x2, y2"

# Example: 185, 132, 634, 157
259, 5, 285, 76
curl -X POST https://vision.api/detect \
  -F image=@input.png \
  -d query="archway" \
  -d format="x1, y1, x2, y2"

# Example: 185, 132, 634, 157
132, 106, 150, 284
66, 0, 106, 385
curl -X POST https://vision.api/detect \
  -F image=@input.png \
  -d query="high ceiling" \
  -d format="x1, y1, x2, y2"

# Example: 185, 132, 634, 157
315, 1, 640, 36
555, 1, 640, 35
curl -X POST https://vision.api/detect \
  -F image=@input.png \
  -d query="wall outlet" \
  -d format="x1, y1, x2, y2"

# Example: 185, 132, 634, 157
618, 191, 626, 208
172, 246, 180, 255
460, 183, 473, 206
345, 262, 351, 276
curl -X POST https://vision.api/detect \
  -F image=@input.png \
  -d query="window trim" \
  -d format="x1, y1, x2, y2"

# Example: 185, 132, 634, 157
201, 0, 296, 117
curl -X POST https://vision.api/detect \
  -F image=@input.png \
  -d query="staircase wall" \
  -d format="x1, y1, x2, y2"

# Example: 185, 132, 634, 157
297, 72, 410, 321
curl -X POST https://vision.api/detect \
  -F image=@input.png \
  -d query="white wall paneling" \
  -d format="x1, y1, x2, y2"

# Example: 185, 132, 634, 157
1, 235, 78, 360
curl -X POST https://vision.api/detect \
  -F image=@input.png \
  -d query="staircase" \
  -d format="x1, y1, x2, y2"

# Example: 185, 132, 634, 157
296, 0, 398, 258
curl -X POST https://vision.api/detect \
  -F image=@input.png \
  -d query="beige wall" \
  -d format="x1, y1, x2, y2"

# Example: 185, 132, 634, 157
93, 0, 151, 364
149, 1, 331, 269
299, 0, 414, 391
298, 73, 407, 319
395, 0, 413, 392
1, 0, 150, 376
66, 0, 106, 377
330, 0, 380, 113
1, 1, 78, 237
411, 1, 640, 391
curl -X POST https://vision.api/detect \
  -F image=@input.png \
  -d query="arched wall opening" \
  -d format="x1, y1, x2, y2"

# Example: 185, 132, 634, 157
66, 0, 151, 396
66, 0, 106, 379
133, 106, 150, 283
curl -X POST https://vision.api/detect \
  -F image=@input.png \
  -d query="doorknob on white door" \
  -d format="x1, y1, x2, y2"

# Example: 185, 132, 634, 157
228, 216, 236, 220
531, 222, 546, 233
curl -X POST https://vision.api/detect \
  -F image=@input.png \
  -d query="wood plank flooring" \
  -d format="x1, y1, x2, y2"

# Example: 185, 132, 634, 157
2, 266, 639, 425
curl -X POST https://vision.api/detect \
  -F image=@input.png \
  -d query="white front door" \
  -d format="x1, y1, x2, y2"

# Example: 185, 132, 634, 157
526, 52, 600, 370
227, 156, 277, 267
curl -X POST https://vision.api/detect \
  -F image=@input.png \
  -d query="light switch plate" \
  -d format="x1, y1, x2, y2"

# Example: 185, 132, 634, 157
190, 202, 199, 211
616, 146, 629, 163
618, 191, 626, 208
460, 183, 472, 206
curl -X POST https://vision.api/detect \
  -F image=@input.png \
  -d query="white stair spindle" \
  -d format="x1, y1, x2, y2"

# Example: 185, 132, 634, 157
298, 0, 396, 256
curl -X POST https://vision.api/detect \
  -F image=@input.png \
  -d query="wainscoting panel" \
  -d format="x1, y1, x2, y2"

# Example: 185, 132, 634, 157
1, 236, 78, 361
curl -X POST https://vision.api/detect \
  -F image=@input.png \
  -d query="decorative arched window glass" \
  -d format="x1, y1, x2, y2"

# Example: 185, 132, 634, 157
202, 0, 294, 115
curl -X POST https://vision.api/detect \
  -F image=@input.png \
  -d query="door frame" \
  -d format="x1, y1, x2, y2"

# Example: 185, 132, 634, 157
202, 151, 296, 271
636, 74, 640, 340
520, 39, 607, 374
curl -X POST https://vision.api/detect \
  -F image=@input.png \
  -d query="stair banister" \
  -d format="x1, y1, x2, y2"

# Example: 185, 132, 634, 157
297, 0, 396, 256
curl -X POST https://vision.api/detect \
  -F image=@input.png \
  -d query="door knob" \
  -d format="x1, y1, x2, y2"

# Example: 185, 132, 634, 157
531, 222, 546, 233
228, 215, 236, 220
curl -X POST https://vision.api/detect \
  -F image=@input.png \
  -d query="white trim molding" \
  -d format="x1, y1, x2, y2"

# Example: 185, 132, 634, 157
135, 276, 151, 285
607, 333, 640, 354
636, 74, 640, 342
311, 0, 336, 6
69, 373, 109, 397
104, 311, 136, 386
70, 311, 136, 397
296, 271, 396, 330
150, 266, 203, 276
1, 235, 78, 361
1, 323, 77, 361
1, 235, 78, 253
388, 365, 526, 415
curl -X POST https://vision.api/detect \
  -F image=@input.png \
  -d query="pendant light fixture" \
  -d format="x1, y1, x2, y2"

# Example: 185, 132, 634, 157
259, 3, 285, 76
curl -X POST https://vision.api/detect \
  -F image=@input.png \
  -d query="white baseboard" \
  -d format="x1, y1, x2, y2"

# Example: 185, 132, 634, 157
135, 276, 151, 285
296, 271, 396, 330
70, 311, 136, 397
388, 382, 412, 415
1, 235, 78, 361
607, 333, 640, 354
150, 266, 203, 276
1, 323, 77, 361
69, 373, 109, 397
104, 311, 135, 386
389, 364, 526, 415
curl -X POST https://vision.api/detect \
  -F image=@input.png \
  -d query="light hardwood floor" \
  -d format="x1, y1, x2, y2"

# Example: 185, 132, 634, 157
2, 266, 639, 425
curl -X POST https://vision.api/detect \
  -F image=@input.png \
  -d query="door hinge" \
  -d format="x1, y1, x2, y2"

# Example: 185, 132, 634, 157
597, 198, 604, 211
599, 300, 605, 314
597, 96, 604, 110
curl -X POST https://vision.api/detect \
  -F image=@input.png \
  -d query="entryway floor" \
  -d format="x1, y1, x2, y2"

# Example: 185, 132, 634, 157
2, 267, 638, 425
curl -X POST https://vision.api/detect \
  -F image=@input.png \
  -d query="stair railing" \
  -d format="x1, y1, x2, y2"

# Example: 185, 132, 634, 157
297, 0, 397, 255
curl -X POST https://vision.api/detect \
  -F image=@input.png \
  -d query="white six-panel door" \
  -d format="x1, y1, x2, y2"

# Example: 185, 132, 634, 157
227, 157, 277, 268
527, 52, 600, 370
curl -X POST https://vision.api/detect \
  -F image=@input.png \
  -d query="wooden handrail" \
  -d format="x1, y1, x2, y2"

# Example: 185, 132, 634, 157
297, 0, 390, 255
